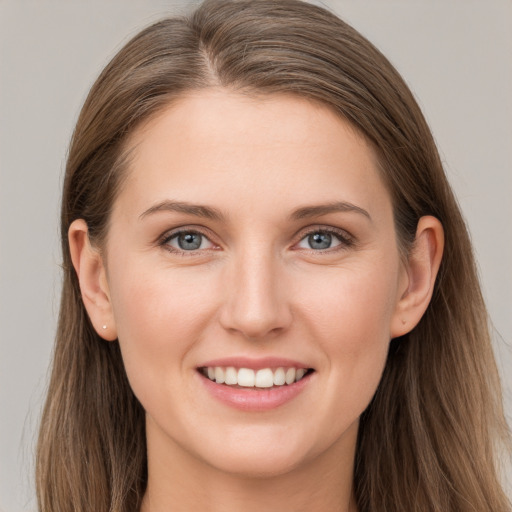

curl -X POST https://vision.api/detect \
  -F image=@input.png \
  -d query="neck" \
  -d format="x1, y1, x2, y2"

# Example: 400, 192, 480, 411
140, 418, 359, 512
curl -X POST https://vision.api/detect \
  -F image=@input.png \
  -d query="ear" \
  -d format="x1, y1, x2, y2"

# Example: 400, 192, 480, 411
390, 215, 444, 338
68, 219, 117, 341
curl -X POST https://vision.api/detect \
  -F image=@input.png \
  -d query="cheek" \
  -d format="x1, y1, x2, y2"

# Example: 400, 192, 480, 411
297, 257, 399, 345
109, 261, 216, 340
106, 263, 219, 396
296, 260, 398, 406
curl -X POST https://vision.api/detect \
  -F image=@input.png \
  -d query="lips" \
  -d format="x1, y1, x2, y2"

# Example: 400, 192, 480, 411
197, 357, 315, 411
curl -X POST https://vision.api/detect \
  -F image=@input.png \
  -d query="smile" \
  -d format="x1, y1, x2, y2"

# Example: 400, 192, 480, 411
197, 361, 315, 411
199, 366, 312, 388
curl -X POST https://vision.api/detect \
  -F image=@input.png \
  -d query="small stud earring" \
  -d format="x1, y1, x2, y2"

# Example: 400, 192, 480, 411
102, 325, 107, 330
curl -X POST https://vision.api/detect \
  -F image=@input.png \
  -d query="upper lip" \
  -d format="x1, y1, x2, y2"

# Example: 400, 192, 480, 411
198, 356, 313, 371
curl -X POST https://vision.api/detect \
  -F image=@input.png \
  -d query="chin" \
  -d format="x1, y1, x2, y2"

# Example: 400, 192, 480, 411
207, 449, 307, 479
195, 428, 317, 479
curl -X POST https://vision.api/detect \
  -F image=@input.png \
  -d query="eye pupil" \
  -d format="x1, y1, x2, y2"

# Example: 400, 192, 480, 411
308, 232, 332, 250
178, 232, 202, 250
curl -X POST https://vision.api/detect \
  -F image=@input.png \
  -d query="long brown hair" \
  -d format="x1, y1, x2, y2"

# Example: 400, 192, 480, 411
36, 1, 511, 510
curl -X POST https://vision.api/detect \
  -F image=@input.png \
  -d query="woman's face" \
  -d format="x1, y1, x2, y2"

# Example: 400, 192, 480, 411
103, 89, 409, 477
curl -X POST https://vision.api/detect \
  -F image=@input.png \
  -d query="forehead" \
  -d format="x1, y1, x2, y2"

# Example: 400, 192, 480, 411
116, 88, 391, 220
130, 89, 367, 159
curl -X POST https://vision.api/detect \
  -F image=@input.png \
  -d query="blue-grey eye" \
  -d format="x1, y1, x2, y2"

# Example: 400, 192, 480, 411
167, 231, 213, 251
178, 232, 202, 250
297, 230, 342, 250
309, 232, 332, 249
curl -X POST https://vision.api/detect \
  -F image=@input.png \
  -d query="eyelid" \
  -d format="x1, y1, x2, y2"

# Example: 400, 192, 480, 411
292, 225, 355, 251
156, 224, 355, 255
158, 225, 220, 254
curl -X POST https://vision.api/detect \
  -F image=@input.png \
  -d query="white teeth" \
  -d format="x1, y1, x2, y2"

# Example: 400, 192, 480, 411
225, 366, 238, 385
203, 366, 310, 388
285, 368, 296, 385
255, 369, 274, 388
214, 367, 225, 384
237, 368, 255, 387
273, 367, 286, 386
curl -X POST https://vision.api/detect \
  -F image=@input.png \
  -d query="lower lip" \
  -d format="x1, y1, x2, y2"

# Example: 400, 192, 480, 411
198, 372, 313, 411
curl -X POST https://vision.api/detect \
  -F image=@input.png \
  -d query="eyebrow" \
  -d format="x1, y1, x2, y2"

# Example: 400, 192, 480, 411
290, 202, 371, 221
139, 200, 225, 221
139, 199, 371, 223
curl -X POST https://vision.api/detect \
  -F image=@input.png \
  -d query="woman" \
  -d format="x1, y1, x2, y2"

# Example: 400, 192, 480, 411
36, 0, 511, 511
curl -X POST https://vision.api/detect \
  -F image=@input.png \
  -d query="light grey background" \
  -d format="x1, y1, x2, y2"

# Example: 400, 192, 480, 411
1, 1, 511, 511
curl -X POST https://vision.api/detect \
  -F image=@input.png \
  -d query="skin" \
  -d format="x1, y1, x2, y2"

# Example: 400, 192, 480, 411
70, 89, 443, 512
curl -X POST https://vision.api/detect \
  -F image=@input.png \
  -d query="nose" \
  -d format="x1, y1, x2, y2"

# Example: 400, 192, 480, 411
219, 249, 293, 340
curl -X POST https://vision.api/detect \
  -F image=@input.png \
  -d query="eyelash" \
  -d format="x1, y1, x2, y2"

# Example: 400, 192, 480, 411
158, 226, 355, 256
294, 226, 355, 252
158, 227, 219, 256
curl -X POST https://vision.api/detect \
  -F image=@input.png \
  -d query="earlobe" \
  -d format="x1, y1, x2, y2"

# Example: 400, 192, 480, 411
390, 216, 444, 338
68, 219, 117, 341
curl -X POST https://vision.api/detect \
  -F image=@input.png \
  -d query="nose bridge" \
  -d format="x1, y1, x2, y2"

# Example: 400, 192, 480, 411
220, 241, 291, 339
